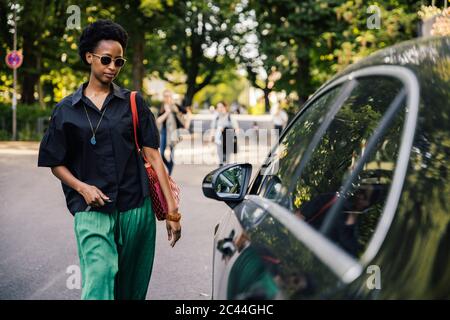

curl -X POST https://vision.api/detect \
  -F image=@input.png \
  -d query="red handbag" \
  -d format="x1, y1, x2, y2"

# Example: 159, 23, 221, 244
130, 91, 180, 220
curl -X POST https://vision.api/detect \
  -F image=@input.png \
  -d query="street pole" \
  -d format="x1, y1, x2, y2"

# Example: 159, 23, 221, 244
12, 5, 17, 141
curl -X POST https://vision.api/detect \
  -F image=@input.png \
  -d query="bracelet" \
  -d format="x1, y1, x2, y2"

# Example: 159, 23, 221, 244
167, 211, 181, 222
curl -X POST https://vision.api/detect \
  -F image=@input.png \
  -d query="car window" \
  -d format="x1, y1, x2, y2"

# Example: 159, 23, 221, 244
255, 84, 345, 198
262, 76, 406, 258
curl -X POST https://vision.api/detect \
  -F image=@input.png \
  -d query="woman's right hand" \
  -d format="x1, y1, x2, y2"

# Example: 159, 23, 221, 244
78, 183, 110, 207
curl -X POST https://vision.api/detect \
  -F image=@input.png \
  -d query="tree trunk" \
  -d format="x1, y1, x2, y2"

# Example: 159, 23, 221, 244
183, 84, 196, 108
20, 39, 40, 104
296, 51, 311, 107
182, 47, 200, 108
263, 87, 271, 113
37, 78, 45, 109
131, 33, 145, 91
21, 73, 39, 104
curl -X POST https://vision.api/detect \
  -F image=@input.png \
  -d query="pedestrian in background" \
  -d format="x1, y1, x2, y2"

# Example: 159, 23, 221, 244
270, 102, 288, 137
210, 101, 239, 166
156, 89, 188, 175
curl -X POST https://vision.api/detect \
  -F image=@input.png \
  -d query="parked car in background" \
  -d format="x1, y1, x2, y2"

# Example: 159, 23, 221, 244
202, 36, 450, 299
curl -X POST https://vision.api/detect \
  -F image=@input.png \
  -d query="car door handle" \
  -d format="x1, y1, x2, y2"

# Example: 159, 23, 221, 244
217, 230, 236, 257
217, 238, 236, 256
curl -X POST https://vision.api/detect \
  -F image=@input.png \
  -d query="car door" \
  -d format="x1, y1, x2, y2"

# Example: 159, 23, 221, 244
213, 80, 351, 299
215, 66, 418, 299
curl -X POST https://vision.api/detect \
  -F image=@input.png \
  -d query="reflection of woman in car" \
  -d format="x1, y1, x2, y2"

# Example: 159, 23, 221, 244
294, 187, 378, 257
294, 192, 337, 229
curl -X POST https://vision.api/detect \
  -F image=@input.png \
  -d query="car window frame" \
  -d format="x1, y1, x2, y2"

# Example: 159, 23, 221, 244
246, 65, 420, 283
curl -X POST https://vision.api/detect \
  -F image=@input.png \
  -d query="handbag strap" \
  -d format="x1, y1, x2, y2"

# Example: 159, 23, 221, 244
130, 91, 141, 153
129, 91, 151, 164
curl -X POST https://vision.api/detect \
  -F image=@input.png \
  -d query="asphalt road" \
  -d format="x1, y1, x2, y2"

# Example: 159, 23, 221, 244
0, 151, 229, 300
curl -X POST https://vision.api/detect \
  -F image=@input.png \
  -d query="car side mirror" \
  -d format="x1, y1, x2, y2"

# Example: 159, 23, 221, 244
202, 163, 252, 208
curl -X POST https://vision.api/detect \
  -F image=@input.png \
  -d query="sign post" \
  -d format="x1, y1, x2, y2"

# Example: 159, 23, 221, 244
5, 5, 22, 141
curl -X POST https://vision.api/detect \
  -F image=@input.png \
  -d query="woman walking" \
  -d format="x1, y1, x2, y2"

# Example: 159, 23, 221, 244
210, 101, 239, 166
37, 20, 182, 300
156, 90, 188, 175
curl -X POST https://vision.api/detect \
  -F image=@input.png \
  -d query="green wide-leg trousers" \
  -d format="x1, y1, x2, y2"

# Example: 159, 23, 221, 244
74, 197, 156, 300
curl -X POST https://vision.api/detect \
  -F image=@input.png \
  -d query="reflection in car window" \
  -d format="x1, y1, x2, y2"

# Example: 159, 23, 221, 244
265, 76, 406, 258
258, 86, 343, 202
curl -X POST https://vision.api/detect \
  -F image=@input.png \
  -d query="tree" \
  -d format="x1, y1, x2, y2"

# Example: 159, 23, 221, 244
234, 4, 281, 113
240, 1, 340, 109
143, 0, 242, 107
2, 0, 70, 104
239, 0, 421, 113
114, 0, 168, 90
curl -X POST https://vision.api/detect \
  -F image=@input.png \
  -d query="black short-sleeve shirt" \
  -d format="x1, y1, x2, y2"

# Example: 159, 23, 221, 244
38, 82, 160, 216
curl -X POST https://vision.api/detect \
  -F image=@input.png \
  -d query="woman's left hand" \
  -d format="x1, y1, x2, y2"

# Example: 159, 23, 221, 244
166, 220, 181, 247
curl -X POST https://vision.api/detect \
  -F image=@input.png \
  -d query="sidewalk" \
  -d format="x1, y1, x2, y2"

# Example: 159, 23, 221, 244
0, 141, 40, 155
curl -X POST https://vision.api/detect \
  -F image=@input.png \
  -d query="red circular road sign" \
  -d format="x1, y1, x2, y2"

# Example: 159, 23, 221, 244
5, 50, 23, 69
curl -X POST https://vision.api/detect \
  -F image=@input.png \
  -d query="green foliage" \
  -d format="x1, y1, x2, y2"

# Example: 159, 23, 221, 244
0, 103, 52, 141
193, 69, 248, 107
239, 0, 422, 107
142, 0, 243, 106
0, 0, 431, 140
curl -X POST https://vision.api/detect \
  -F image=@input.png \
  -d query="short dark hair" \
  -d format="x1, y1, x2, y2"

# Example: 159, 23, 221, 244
78, 19, 128, 65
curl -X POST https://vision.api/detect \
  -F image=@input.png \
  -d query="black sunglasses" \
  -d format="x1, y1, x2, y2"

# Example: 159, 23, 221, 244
91, 53, 126, 67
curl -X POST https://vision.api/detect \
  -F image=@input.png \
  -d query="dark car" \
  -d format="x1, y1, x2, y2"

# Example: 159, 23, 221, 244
202, 36, 450, 299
